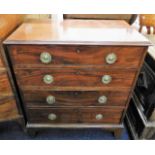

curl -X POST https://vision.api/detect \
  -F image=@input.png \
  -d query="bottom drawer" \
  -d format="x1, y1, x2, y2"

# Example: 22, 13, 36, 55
27, 107, 124, 124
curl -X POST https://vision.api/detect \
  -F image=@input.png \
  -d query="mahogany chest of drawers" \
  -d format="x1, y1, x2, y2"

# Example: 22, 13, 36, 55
4, 20, 150, 137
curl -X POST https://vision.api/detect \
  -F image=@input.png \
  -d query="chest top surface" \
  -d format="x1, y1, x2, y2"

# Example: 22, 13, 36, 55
4, 19, 150, 46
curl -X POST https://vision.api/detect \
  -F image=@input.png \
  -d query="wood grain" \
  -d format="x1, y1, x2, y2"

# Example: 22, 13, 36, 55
0, 14, 25, 123
23, 90, 129, 107
0, 98, 19, 121
0, 14, 24, 40
0, 53, 4, 67
8, 45, 145, 69
0, 71, 13, 96
27, 107, 124, 124
14, 68, 136, 88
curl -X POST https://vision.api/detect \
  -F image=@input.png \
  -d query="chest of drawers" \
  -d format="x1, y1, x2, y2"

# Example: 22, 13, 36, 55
4, 20, 150, 138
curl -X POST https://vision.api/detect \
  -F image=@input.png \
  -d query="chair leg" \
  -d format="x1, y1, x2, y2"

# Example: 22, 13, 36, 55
139, 26, 143, 32
153, 27, 155, 34
146, 26, 151, 34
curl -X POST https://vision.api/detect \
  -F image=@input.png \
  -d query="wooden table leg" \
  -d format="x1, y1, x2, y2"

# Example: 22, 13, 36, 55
26, 128, 37, 137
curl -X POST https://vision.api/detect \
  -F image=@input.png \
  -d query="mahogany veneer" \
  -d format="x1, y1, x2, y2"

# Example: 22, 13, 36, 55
9, 45, 145, 69
27, 107, 124, 124
0, 99, 19, 121
0, 71, 13, 95
15, 68, 136, 88
23, 90, 129, 107
4, 19, 150, 138
0, 53, 4, 67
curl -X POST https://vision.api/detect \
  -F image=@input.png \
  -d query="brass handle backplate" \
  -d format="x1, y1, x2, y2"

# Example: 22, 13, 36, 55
106, 53, 117, 64
98, 96, 107, 104
96, 114, 103, 120
48, 113, 57, 120
43, 75, 54, 84
102, 75, 112, 84
40, 52, 52, 64
46, 95, 55, 104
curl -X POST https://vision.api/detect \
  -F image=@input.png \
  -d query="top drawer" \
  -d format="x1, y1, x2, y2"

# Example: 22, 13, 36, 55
8, 45, 145, 68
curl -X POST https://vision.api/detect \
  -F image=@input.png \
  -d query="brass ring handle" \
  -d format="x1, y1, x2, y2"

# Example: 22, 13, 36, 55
46, 95, 55, 104
98, 95, 107, 104
96, 114, 103, 120
40, 52, 52, 64
106, 53, 117, 64
43, 75, 54, 84
102, 75, 112, 84
48, 113, 57, 120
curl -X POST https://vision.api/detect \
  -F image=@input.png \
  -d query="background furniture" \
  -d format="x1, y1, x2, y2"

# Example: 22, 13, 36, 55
0, 14, 52, 125
0, 15, 24, 123
126, 35, 155, 139
63, 14, 137, 25
126, 58, 155, 139
139, 14, 155, 34
25, 14, 51, 20
4, 19, 150, 137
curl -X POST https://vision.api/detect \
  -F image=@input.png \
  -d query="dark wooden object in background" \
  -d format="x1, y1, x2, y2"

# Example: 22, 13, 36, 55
4, 20, 150, 138
0, 15, 25, 123
126, 53, 155, 139
63, 14, 137, 25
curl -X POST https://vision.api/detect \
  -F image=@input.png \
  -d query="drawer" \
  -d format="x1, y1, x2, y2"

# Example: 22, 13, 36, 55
27, 107, 124, 124
15, 68, 136, 89
8, 45, 145, 68
0, 71, 13, 96
23, 90, 129, 107
0, 98, 19, 121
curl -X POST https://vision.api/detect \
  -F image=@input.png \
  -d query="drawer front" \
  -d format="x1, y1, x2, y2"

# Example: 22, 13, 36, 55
15, 68, 136, 89
0, 71, 13, 96
23, 90, 129, 107
27, 107, 123, 124
0, 98, 19, 121
9, 45, 145, 68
